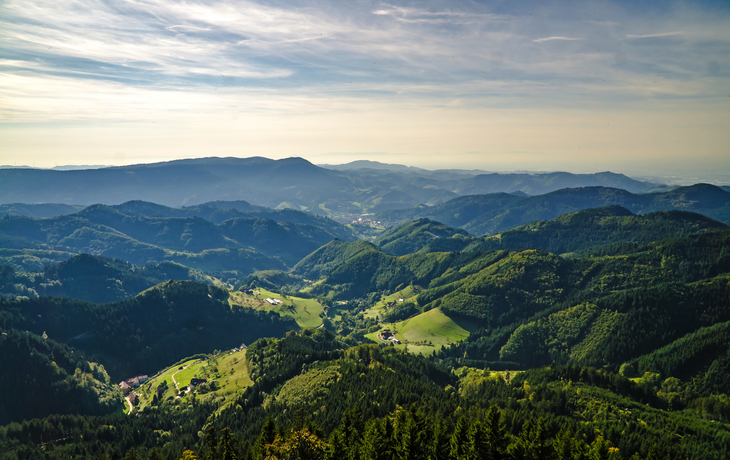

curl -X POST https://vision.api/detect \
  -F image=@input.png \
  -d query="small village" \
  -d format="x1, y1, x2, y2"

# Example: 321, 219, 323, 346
333, 213, 399, 228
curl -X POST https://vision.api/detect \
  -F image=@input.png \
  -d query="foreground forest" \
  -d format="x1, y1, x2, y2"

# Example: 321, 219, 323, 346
1, 177, 730, 459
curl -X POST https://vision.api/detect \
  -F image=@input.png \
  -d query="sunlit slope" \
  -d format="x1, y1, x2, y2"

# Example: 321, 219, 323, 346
377, 206, 728, 256
229, 288, 324, 328
373, 184, 730, 236
135, 349, 253, 413
368, 308, 478, 354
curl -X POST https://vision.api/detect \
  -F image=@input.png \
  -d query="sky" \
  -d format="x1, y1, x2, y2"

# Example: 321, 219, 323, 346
0, 0, 729, 182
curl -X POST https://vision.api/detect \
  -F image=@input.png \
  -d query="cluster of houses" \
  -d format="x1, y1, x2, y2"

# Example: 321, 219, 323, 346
119, 375, 148, 395
264, 298, 283, 305
379, 329, 402, 344
231, 343, 247, 352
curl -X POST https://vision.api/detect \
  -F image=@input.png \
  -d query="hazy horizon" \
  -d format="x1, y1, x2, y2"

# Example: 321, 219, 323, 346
1, 1, 728, 182
1, 155, 729, 187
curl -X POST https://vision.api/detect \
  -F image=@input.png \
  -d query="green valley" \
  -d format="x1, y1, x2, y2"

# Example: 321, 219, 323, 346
3, 179, 730, 460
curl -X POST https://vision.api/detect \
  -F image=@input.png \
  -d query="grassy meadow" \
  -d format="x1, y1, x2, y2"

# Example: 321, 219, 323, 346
365, 308, 479, 356
229, 288, 324, 328
134, 349, 253, 413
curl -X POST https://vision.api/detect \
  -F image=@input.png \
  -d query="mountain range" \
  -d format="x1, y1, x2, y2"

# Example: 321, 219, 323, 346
0, 157, 660, 214
0, 201, 355, 278
3, 157, 730, 460
374, 206, 729, 256
374, 183, 730, 235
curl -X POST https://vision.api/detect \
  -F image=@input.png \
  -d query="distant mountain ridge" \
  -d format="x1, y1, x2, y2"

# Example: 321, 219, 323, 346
376, 206, 728, 256
0, 156, 659, 214
375, 184, 730, 235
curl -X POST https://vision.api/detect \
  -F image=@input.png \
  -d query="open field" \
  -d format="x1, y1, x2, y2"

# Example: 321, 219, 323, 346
136, 358, 198, 411
229, 288, 323, 328
366, 308, 479, 355
134, 349, 253, 413
364, 285, 420, 319
180, 349, 253, 408
254, 289, 324, 328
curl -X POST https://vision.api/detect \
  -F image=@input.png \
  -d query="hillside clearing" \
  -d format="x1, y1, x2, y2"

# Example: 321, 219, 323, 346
366, 308, 478, 355
229, 288, 324, 328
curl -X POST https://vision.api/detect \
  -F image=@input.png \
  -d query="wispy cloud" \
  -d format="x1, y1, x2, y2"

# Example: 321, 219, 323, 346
625, 31, 684, 39
0, 0, 728, 125
533, 36, 583, 43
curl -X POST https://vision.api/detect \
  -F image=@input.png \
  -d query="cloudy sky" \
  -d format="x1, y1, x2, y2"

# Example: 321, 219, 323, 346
1, 0, 728, 180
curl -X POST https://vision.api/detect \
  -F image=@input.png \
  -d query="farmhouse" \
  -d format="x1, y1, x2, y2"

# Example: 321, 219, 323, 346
265, 298, 283, 305
119, 381, 131, 395
120, 374, 149, 389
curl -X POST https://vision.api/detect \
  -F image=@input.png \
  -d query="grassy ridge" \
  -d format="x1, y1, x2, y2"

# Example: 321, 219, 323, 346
229, 288, 324, 329
366, 308, 478, 355
136, 349, 253, 412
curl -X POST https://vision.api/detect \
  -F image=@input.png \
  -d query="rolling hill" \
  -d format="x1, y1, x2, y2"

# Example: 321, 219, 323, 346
0, 329, 123, 425
0, 253, 207, 303
289, 225, 730, 382
390, 206, 728, 256
0, 203, 353, 279
374, 218, 470, 256
0, 280, 295, 380
374, 184, 730, 236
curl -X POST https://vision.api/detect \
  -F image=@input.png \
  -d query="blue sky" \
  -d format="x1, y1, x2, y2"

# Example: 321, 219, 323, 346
0, 0, 728, 181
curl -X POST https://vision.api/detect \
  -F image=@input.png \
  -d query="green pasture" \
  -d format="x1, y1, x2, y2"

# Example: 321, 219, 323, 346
254, 288, 324, 328
137, 358, 198, 410
174, 360, 206, 387
364, 285, 420, 319
134, 349, 253, 413
366, 308, 478, 355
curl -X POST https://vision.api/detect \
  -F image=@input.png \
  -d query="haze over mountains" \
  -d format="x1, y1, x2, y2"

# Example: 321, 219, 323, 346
375, 183, 730, 235
3, 156, 730, 459
0, 157, 662, 213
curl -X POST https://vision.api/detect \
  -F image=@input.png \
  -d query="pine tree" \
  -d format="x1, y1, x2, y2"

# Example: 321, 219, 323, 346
484, 405, 508, 456
256, 416, 278, 459
360, 419, 388, 460
449, 417, 469, 460
218, 428, 236, 460
554, 429, 574, 460
205, 427, 218, 460
465, 420, 488, 460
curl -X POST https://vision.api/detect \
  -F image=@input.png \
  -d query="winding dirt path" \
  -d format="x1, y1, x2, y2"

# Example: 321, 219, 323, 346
171, 365, 189, 390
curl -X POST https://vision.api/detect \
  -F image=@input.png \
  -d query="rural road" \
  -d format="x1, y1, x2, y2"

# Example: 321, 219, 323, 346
171, 365, 188, 389
125, 394, 135, 415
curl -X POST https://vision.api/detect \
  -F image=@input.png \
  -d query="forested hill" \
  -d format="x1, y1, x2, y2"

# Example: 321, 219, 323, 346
0, 280, 294, 380
4, 330, 730, 459
377, 206, 728, 256
374, 218, 470, 256
374, 184, 730, 235
0, 199, 352, 238
0, 253, 206, 303
286, 229, 730, 385
0, 329, 122, 425
0, 203, 353, 276
110, 200, 351, 236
